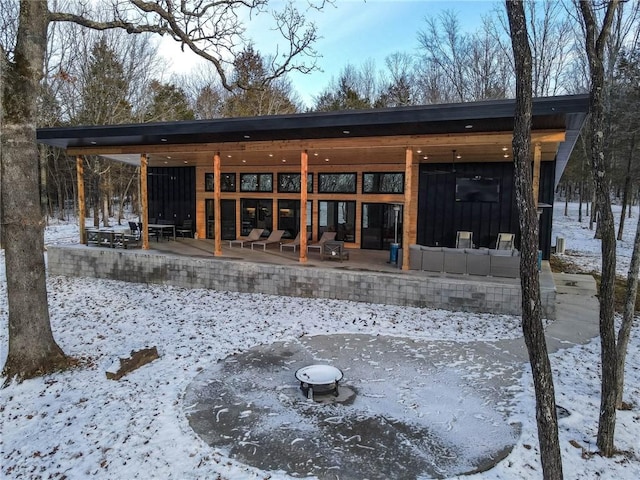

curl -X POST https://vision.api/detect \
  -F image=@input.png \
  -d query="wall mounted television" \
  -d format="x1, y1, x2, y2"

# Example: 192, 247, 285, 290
455, 176, 500, 203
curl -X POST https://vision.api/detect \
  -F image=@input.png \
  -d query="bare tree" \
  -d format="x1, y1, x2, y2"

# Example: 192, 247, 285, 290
376, 52, 417, 107
418, 9, 513, 103
506, 1, 563, 478
314, 63, 375, 111
578, 0, 621, 458
616, 211, 640, 408
527, 0, 575, 96
1, 0, 325, 382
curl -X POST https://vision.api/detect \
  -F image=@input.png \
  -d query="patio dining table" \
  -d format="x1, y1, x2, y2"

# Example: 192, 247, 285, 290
149, 223, 176, 241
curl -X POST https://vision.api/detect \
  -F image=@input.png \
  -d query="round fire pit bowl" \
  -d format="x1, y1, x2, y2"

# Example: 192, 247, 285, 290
295, 364, 343, 399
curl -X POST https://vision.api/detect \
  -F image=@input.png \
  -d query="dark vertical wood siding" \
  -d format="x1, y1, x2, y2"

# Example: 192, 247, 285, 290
417, 162, 519, 249
148, 167, 195, 225
417, 161, 556, 258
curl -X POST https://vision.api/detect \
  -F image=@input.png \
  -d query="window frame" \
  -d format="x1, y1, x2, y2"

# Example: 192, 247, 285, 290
277, 173, 314, 193
204, 172, 237, 192
362, 172, 405, 194
240, 173, 273, 192
318, 172, 357, 194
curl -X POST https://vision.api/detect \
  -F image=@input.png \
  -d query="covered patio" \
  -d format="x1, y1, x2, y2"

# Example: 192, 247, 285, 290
38, 95, 587, 315
38, 94, 589, 268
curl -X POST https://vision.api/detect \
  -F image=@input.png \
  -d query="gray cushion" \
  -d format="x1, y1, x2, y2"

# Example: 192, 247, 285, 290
489, 249, 513, 256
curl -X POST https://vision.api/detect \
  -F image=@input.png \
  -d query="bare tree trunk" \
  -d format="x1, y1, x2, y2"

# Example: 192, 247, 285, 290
616, 211, 640, 407
617, 134, 634, 240
506, 2, 563, 478
579, 0, 621, 458
1, 1, 70, 382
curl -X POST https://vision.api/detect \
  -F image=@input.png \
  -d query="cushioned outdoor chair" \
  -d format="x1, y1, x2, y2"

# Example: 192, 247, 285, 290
251, 230, 285, 250
456, 231, 474, 249
307, 231, 337, 254
229, 228, 264, 248
176, 219, 193, 238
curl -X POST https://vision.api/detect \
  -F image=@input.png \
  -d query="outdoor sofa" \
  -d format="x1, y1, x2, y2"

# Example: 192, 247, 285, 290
409, 244, 520, 278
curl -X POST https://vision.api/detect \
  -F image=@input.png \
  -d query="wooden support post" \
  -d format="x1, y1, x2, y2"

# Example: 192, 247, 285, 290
402, 147, 415, 271
140, 154, 149, 250
299, 150, 309, 263
76, 156, 86, 245
533, 143, 542, 208
214, 152, 222, 256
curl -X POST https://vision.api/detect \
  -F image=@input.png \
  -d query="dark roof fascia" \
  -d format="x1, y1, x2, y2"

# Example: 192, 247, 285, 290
37, 94, 590, 150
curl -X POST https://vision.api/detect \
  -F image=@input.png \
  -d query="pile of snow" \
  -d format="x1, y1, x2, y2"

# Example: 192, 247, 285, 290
0, 203, 638, 479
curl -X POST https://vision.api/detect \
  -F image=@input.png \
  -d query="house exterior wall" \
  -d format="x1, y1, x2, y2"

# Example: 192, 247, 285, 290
192, 162, 412, 247
417, 160, 556, 258
47, 245, 556, 318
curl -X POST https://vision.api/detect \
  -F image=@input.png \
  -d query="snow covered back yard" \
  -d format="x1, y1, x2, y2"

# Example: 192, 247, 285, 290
0, 202, 639, 479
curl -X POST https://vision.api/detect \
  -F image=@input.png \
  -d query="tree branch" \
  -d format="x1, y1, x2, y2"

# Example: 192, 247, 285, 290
48, 0, 324, 92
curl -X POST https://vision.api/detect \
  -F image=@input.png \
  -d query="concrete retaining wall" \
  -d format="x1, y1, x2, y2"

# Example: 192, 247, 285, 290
47, 245, 555, 317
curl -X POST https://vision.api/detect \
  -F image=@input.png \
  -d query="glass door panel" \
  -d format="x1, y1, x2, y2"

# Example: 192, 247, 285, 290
205, 199, 236, 240
361, 203, 403, 250
241, 199, 273, 236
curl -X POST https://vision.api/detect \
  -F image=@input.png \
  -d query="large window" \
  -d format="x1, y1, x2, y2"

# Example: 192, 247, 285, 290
240, 173, 273, 192
205, 173, 236, 192
278, 173, 313, 193
318, 200, 356, 242
363, 172, 404, 194
318, 173, 356, 193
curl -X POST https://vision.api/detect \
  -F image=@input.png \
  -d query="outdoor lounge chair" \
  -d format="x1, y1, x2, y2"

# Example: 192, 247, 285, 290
307, 231, 337, 254
251, 230, 285, 250
229, 228, 264, 248
280, 231, 310, 252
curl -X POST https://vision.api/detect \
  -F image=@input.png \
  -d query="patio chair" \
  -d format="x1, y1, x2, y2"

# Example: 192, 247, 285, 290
456, 231, 473, 249
307, 231, 337, 254
251, 230, 285, 250
321, 240, 349, 262
229, 228, 264, 248
280, 231, 310, 252
176, 219, 193, 238
495, 232, 515, 251
142, 222, 159, 242
128, 221, 141, 239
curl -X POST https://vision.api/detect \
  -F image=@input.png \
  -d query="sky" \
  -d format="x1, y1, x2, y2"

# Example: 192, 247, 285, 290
1, 202, 639, 478
159, 0, 500, 107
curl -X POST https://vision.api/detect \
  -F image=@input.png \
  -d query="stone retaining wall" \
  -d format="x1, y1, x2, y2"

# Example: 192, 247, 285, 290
47, 245, 556, 318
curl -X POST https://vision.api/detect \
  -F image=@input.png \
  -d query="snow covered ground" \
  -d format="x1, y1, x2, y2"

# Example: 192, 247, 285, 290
0, 202, 638, 479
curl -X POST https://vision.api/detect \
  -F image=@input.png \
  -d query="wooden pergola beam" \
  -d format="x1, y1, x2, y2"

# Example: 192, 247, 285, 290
76, 155, 86, 245
140, 154, 149, 250
299, 150, 308, 263
214, 152, 222, 256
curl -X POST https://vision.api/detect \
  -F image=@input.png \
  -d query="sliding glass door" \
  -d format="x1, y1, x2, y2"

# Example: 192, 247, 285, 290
361, 203, 403, 250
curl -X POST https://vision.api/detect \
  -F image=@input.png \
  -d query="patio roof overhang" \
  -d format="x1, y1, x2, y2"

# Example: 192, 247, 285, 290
37, 94, 589, 184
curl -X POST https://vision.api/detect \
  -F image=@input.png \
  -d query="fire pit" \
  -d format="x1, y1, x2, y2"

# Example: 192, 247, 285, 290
295, 364, 343, 400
